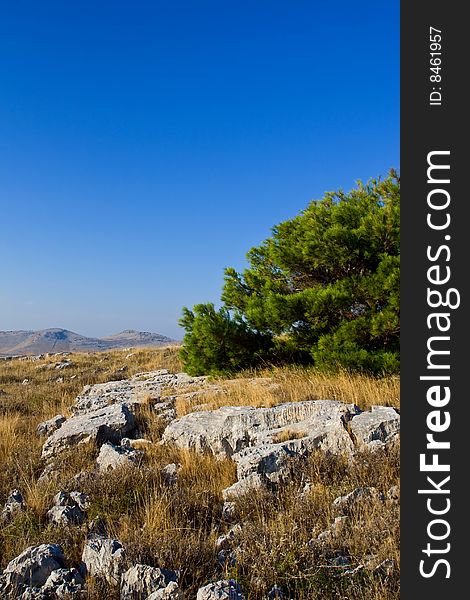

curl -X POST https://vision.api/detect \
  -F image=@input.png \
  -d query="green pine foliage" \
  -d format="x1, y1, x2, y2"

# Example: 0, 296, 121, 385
179, 304, 273, 376
180, 171, 400, 375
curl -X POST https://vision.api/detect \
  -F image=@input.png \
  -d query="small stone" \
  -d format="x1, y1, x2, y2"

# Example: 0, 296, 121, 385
47, 505, 85, 527
1, 489, 25, 523
196, 579, 245, 600
267, 584, 284, 599
55, 361, 72, 370
387, 485, 400, 502
120, 564, 178, 599
96, 442, 142, 472
332, 487, 385, 513
215, 524, 242, 551
221, 501, 236, 521
70, 491, 90, 510
373, 559, 396, 579
147, 581, 185, 600
161, 463, 182, 485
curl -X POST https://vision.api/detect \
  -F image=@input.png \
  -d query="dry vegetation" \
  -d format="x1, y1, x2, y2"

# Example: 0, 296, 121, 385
0, 347, 399, 599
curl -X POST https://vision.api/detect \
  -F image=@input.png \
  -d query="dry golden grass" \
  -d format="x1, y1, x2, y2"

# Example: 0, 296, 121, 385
272, 429, 307, 443
0, 347, 399, 599
174, 366, 399, 417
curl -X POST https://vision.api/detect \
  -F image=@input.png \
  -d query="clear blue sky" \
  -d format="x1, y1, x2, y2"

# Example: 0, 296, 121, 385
0, 1, 399, 340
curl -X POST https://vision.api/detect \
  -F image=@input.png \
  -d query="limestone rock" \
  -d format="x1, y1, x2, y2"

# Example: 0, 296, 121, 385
222, 474, 268, 500
46, 490, 89, 525
161, 463, 182, 485
96, 442, 142, 472
267, 584, 284, 599
17, 587, 48, 599
42, 403, 137, 458
221, 501, 236, 522
387, 485, 400, 502
215, 524, 242, 551
196, 579, 245, 600
350, 406, 400, 448
162, 401, 359, 460
1, 489, 25, 523
73, 371, 206, 416
120, 564, 178, 599
36, 415, 66, 437
47, 504, 85, 526
373, 558, 396, 579
81, 537, 127, 585
43, 568, 84, 597
2, 544, 65, 589
69, 491, 91, 510
332, 487, 385, 513
147, 581, 185, 600
316, 516, 348, 542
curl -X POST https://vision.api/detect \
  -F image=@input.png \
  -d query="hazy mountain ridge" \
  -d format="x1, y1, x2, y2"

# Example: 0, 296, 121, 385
0, 328, 176, 356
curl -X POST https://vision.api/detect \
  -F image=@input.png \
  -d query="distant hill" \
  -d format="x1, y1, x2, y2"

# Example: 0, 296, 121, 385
0, 328, 177, 356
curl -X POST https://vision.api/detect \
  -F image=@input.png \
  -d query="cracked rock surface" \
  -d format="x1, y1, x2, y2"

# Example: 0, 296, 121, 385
161, 400, 400, 497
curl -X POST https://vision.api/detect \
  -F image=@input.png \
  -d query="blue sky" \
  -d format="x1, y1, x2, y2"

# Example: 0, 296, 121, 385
0, 1, 399, 340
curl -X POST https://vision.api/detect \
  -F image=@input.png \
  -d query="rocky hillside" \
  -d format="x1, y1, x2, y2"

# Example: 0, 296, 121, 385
0, 329, 176, 356
0, 349, 400, 599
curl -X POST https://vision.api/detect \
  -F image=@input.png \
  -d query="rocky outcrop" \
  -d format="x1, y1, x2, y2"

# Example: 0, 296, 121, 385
349, 406, 400, 449
332, 487, 385, 513
161, 400, 359, 459
36, 415, 66, 437
42, 403, 137, 458
40, 371, 209, 459
161, 400, 399, 497
73, 370, 206, 415
0, 544, 65, 597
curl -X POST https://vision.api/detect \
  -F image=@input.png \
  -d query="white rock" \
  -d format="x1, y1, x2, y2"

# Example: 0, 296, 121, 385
1, 489, 25, 522
42, 403, 137, 458
2, 544, 64, 589
147, 581, 185, 599
17, 587, 48, 599
222, 474, 268, 500
215, 524, 242, 551
36, 415, 66, 437
70, 491, 91, 510
96, 442, 142, 472
73, 371, 205, 415
47, 504, 86, 526
162, 400, 359, 459
120, 564, 178, 599
350, 406, 400, 448
332, 487, 385, 513
221, 501, 236, 521
161, 463, 182, 485
81, 537, 126, 585
196, 579, 245, 600
316, 516, 349, 542
43, 568, 84, 597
